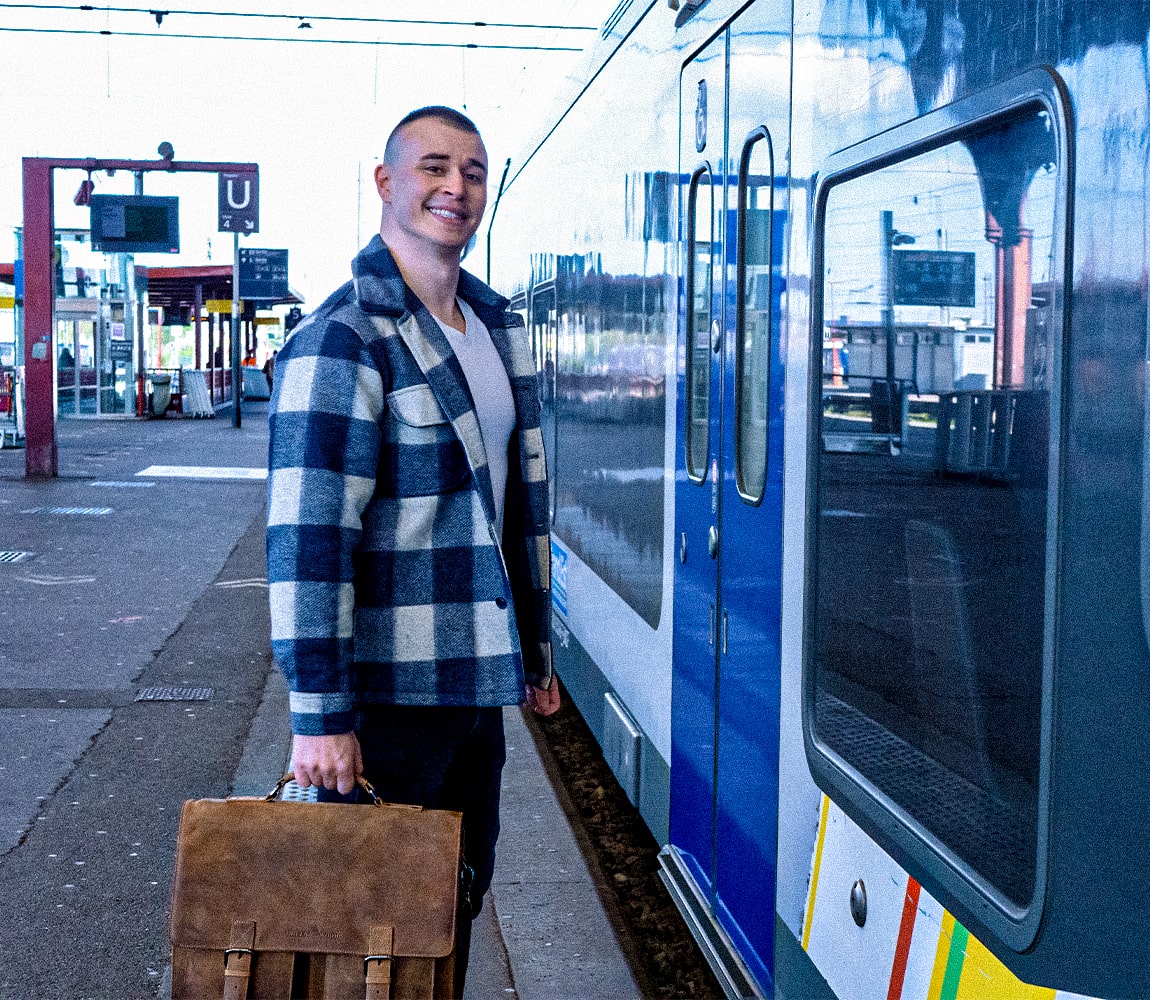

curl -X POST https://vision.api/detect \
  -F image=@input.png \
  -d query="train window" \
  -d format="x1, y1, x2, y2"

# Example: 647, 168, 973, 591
809, 101, 1062, 918
531, 284, 558, 525
735, 127, 774, 504
686, 164, 714, 483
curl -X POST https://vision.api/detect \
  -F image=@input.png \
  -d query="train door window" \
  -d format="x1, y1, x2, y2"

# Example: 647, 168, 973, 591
531, 283, 558, 524
686, 164, 714, 482
735, 127, 774, 503
807, 94, 1066, 928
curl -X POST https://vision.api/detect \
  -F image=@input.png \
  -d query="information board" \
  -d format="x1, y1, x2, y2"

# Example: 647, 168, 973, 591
90, 195, 180, 254
238, 248, 288, 300
892, 250, 976, 307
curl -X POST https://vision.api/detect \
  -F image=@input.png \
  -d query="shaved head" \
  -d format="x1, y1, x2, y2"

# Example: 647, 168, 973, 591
384, 106, 481, 165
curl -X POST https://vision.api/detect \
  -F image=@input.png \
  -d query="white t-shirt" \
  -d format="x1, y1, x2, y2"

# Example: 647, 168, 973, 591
433, 299, 516, 536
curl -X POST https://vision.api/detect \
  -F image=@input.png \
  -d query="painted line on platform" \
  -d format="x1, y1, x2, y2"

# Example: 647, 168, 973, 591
16, 573, 97, 585
136, 465, 268, 481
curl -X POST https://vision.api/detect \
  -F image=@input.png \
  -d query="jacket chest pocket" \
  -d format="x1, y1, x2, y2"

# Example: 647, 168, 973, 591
378, 384, 471, 496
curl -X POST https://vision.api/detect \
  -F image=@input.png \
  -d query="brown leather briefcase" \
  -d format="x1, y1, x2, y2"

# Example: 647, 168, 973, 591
169, 775, 470, 999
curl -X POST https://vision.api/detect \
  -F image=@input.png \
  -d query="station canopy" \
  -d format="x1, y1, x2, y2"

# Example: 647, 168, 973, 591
141, 264, 304, 315
0, 262, 305, 311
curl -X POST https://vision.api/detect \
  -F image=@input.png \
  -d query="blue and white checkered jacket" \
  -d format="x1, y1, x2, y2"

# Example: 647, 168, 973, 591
267, 237, 552, 735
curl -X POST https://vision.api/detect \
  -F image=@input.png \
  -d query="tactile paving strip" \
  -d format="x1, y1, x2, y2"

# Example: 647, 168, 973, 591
20, 506, 113, 516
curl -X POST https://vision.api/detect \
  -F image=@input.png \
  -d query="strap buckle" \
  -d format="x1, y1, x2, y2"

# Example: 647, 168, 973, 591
364, 953, 392, 972
221, 947, 251, 979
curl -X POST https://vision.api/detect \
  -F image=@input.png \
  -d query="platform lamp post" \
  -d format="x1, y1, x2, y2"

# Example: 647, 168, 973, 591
21, 155, 259, 478
880, 210, 914, 447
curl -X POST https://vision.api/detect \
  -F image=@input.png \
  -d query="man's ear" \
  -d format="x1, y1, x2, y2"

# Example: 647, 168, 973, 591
374, 162, 392, 204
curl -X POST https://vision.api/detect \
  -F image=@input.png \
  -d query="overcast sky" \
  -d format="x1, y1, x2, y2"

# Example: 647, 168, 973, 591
0, 1, 618, 305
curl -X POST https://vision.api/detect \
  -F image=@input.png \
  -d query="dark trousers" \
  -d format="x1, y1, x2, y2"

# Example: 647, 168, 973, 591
317, 705, 507, 912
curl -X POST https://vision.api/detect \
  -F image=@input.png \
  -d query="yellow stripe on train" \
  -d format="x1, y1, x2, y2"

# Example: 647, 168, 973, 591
803, 797, 1075, 1000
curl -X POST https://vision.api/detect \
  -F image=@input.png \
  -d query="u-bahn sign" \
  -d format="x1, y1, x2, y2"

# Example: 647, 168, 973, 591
218, 171, 259, 233
892, 250, 976, 307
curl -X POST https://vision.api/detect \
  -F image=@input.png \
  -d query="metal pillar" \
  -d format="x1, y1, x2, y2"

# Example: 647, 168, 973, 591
207, 314, 215, 402
21, 159, 56, 476
193, 283, 203, 370
231, 232, 241, 428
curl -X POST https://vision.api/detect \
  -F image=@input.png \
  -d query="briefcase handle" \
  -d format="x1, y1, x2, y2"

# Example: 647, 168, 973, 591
265, 771, 384, 807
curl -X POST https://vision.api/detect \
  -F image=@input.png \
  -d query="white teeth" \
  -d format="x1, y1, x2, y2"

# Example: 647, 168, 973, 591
429, 208, 463, 220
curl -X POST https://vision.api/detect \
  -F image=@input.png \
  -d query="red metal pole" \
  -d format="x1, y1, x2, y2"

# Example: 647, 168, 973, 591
193, 283, 203, 370
207, 313, 214, 402
21, 159, 57, 477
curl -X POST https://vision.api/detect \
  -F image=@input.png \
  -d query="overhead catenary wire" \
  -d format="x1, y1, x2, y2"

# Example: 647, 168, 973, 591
0, 24, 584, 49
0, 3, 599, 31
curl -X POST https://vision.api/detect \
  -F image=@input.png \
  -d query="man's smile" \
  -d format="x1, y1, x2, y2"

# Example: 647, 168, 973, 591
428, 206, 466, 221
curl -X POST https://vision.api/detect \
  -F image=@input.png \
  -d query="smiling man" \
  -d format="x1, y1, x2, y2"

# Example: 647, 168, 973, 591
266, 106, 559, 980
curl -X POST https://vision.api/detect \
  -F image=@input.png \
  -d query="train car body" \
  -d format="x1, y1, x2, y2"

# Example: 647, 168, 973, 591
489, 1, 1150, 997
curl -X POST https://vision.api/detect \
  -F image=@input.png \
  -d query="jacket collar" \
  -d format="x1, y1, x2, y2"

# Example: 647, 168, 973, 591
351, 235, 509, 321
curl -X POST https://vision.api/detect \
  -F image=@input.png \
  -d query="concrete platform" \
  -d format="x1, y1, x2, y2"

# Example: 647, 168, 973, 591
0, 405, 639, 999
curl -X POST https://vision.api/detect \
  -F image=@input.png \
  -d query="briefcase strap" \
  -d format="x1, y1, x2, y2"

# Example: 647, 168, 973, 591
364, 924, 395, 1000
222, 920, 256, 1000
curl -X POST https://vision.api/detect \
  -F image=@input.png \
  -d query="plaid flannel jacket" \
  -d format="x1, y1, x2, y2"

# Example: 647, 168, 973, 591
267, 237, 552, 735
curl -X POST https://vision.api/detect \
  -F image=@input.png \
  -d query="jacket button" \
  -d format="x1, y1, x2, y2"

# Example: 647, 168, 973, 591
495, 597, 508, 609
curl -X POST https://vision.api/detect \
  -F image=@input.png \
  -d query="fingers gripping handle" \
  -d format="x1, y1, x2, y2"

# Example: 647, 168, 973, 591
265, 771, 383, 806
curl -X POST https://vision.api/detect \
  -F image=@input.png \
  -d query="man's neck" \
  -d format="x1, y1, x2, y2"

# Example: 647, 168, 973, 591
380, 228, 465, 330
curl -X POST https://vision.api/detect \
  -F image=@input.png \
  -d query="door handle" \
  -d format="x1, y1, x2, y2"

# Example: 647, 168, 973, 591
708, 524, 719, 558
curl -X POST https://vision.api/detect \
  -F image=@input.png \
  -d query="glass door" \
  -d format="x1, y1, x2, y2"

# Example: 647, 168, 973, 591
100, 300, 133, 415
55, 317, 78, 415
55, 312, 98, 416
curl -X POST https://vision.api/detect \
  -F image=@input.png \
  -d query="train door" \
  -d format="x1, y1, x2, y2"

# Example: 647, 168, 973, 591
670, 33, 726, 949
668, 8, 790, 995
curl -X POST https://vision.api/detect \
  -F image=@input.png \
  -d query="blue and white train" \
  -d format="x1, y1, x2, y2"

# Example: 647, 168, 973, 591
488, 1, 1150, 997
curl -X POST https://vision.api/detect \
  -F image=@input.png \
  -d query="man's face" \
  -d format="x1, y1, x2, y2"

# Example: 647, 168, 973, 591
376, 118, 488, 254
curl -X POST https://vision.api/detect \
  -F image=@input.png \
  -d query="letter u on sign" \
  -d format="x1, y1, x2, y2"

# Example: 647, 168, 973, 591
226, 179, 250, 210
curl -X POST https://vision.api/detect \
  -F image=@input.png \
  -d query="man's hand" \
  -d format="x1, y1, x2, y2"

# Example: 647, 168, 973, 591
291, 732, 363, 795
526, 680, 561, 717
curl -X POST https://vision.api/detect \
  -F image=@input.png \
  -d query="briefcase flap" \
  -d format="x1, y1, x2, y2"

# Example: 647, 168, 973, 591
170, 798, 463, 958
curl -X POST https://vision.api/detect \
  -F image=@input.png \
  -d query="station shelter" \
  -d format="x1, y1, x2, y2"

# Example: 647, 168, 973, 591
3, 239, 301, 423
143, 264, 302, 412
